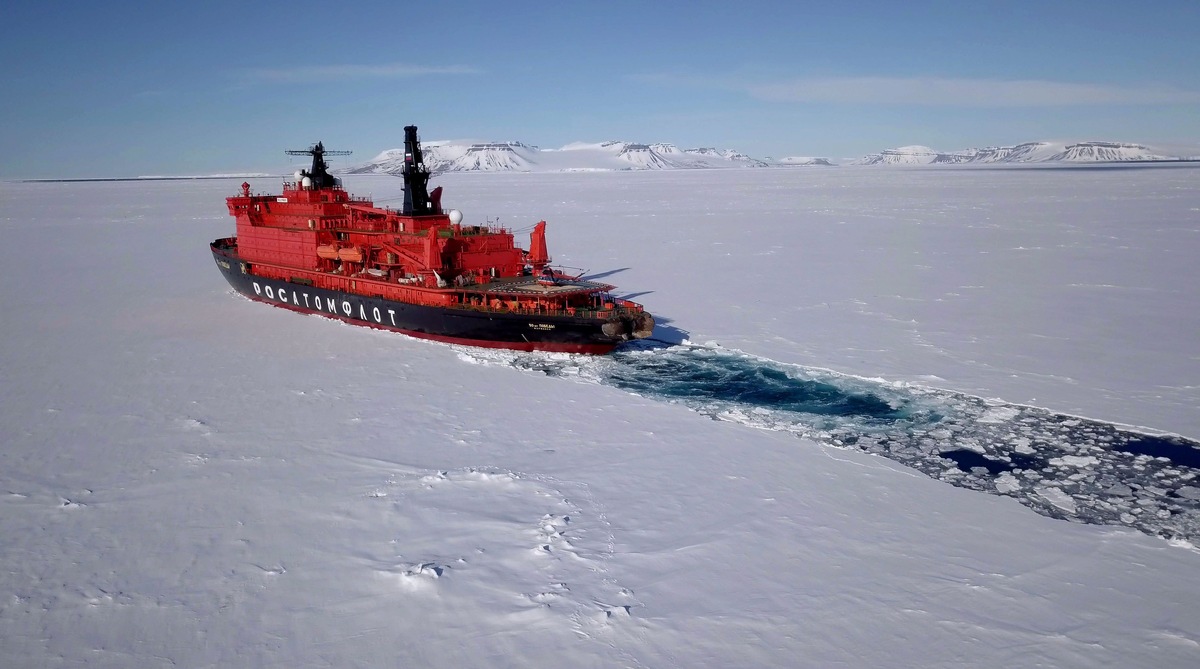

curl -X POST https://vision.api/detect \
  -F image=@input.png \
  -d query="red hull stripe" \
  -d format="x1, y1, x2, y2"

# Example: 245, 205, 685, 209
241, 293, 618, 355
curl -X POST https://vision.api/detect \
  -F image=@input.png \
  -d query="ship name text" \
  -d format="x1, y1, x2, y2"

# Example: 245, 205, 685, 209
252, 281, 397, 327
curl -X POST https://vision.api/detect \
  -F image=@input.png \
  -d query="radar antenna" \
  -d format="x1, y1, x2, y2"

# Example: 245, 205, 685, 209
285, 141, 351, 189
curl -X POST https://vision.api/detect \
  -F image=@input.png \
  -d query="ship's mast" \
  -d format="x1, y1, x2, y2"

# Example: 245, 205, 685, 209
401, 125, 433, 215
285, 142, 351, 190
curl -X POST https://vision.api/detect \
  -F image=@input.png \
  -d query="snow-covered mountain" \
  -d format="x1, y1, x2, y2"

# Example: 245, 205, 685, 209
854, 141, 1177, 165
345, 141, 539, 175
1049, 141, 1171, 162
344, 136, 1190, 175
346, 139, 773, 174
772, 156, 836, 166
852, 145, 942, 165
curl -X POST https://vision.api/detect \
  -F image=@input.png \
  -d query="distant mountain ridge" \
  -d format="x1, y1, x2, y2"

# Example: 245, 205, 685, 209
851, 141, 1180, 165
345, 140, 786, 175
343, 138, 1193, 174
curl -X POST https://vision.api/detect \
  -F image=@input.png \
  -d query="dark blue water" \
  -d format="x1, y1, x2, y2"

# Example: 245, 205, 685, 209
606, 348, 931, 427
1117, 435, 1200, 468
939, 449, 1045, 475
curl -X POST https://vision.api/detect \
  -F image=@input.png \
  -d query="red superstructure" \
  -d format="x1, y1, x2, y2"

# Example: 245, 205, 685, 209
211, 126, 653, 353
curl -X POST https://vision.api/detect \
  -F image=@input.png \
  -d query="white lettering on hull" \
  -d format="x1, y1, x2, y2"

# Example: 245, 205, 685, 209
248, 279, 527, 343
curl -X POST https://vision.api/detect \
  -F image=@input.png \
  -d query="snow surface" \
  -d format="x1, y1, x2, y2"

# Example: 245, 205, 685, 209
3, 165, 1200, 667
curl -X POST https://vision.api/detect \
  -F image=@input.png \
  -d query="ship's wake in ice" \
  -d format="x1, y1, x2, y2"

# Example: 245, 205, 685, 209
460, 342, 1200, 544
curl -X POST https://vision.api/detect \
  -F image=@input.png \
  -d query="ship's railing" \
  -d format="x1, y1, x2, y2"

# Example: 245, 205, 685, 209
451, 225, 511, 237
448, 300, 642, 320
276, 182, 372, 202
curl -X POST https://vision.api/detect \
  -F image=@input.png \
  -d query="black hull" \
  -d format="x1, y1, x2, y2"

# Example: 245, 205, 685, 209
211, 243, 627, 353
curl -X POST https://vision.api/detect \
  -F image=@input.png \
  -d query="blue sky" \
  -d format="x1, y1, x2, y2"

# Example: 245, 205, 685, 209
2, 0, 1198, 177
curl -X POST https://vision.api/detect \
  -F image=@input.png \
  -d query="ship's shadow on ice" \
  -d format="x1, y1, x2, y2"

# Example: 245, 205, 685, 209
617, 290, 654, 302
490, 341, 1200, 546
581, 267, 630, 281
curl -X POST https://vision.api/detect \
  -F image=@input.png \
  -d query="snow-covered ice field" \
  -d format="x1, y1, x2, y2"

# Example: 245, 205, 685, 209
2, 165, 1199, 667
